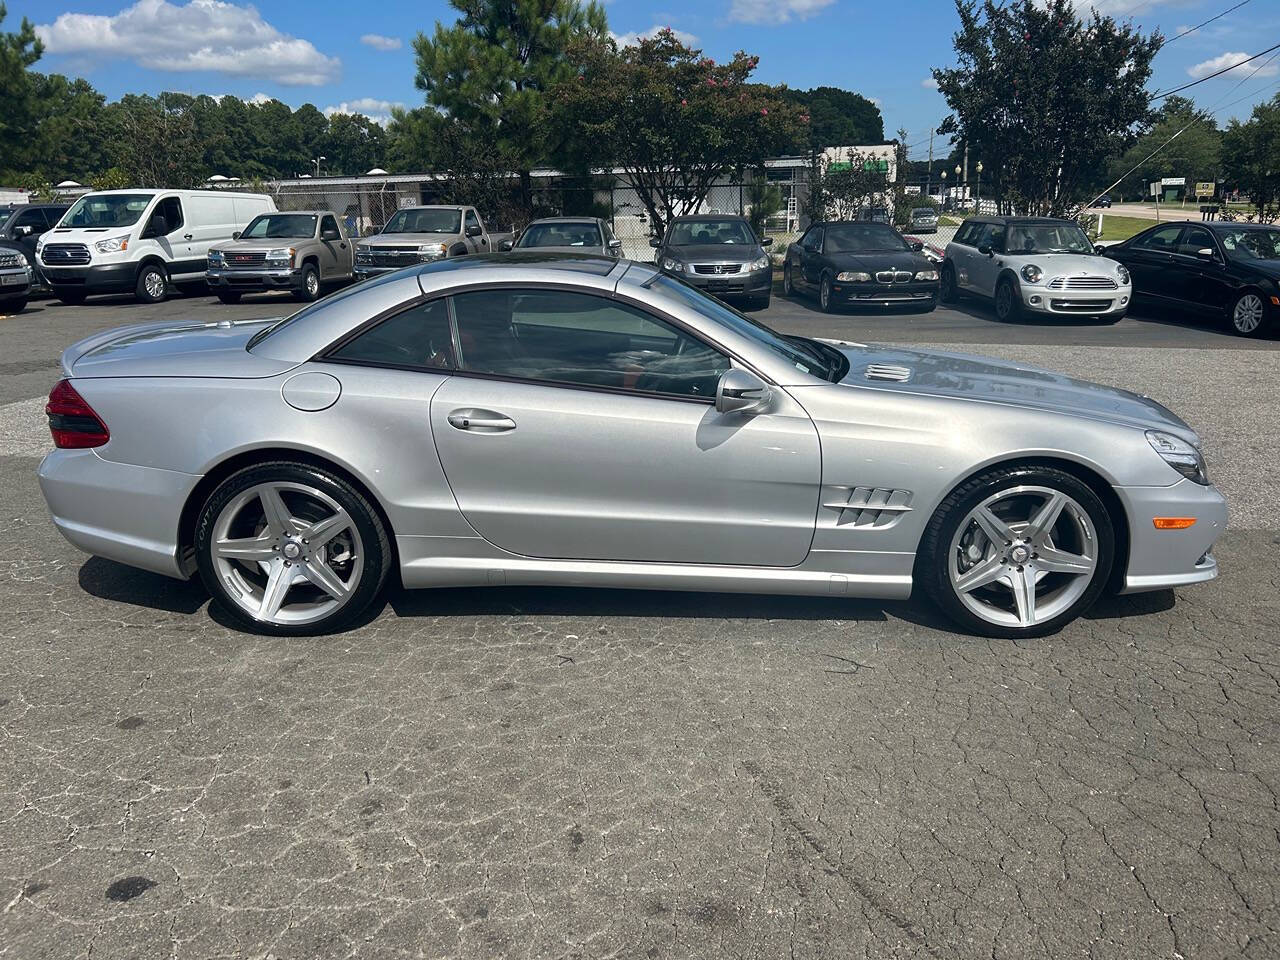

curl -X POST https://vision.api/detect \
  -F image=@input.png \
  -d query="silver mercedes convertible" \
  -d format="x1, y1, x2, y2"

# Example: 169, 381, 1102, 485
38, 254, 1226, 638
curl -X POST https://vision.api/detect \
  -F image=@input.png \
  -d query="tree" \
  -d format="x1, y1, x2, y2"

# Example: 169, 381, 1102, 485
1109, 96, 1221, 200
803, 149, 890, 221
0, 3, 44, 180
413, 0, 609, 208
779, 86, 883, 152
102, 94, 205, 187
933, 0, 1160, 215
745, 173, 782, 237
553, 30, 805, 236
1222, 93, 1280, 217
323, 112, 386, 175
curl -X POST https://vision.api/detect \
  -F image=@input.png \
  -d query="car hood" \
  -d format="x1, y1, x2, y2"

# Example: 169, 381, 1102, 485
361, 231, 459, 246
62, 317, 298, 380
826, 250, 932, 272
218, 238, 315, 251
1008, 252, 1125, 277
517, 245, 607, 256
821, 341, 1198, 443
668, 243, 763, 263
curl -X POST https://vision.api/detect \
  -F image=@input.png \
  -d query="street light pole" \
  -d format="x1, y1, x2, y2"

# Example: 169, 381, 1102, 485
954, 164, 962, 210
312, 156, 326, 178
975, 161, 983, 212
941, 170, 948, 209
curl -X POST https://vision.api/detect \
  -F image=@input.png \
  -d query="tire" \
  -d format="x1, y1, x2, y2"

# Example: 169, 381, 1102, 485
195, 460, 392, 636
1228, 290, 1269, 337
135, 262, 168, 303
55, 290, 86, 305
1, 296, 28, 314
939, 263, 958, 303
216, 291, 242, 304
819, 272, 835, 313
783, 262, 795, 297
293, 264, 321, 302
752, 291, 771, 311
994, 277, 1022, 323
917, 464, 1115, 639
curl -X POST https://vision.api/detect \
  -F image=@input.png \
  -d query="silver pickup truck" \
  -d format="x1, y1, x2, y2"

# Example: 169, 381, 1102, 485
354, 205, 511, 279
206, 210, 353, 304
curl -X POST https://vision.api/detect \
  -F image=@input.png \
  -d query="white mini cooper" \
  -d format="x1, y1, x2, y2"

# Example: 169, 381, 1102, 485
941, 216, 1132, 323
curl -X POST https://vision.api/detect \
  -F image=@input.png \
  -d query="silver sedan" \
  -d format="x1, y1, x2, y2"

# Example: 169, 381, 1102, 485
38, 255, 1226, 638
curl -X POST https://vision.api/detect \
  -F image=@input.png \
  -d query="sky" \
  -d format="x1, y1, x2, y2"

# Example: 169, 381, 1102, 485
10, 0, 1280, 159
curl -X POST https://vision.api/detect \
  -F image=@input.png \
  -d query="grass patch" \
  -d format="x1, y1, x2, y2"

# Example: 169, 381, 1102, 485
1090, 214, 1156, 242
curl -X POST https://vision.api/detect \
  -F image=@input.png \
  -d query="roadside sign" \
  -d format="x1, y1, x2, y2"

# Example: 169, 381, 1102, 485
1195, 181, 1215, 198
1161, 177, 1186, 187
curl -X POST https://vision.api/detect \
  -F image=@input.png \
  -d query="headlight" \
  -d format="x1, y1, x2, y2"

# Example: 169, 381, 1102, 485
1116, 264, 1130, 285
94, 235, 129, 254
836, 271, 871, 282
417, 243, 447, 261
661, 256, 682, 272
1146, 430, 1210, 485
1021, 264, 1043, 283
914, 269, 939, 281
355, 245, 372, 263
751, 254, 771, 271
207, 249, 224, 267
265, 247, 295, 264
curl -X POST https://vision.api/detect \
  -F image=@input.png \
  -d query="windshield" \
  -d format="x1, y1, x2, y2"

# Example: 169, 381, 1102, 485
241, 213, 316, 239
62, 193, 154, 229
646, 274, 839, 381
1218, 228, 1280, 262
1004, 223, 1093, 254
517, 221, 602, 248
824, 223, 909, 253
0, 209, 11, 228
667, 219, 755, 246
383, 208, 462, 234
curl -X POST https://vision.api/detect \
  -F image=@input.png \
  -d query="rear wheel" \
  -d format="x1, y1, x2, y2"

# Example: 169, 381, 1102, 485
194, 461, 391, 636
216, 291, 242, 304
994, 277, 1021, 322
918, 465, 1114, 639
1229, 291, 1268, 337
135, 262, 168, 303
939, 263, 957, 303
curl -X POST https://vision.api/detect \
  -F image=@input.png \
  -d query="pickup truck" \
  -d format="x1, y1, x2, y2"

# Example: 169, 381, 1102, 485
354, 205, 512, 279
0, 240, 33, 313
206, 209, 353, 303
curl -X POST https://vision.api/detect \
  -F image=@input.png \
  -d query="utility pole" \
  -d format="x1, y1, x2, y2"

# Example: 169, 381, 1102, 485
926, 129, 934, 200
962, 141, 969, 205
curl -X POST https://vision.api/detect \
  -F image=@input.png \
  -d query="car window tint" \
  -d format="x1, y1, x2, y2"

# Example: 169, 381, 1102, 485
955, 222, 980, 246
977, 223, 1005, 251
452, 289, 729, 400
1177, 226, 1215, 257
801, 227, 822, 250
13, 208, 46, 230
329, 299, 455, 370
1135, 224, 1183, 251
321, 215, 340, 237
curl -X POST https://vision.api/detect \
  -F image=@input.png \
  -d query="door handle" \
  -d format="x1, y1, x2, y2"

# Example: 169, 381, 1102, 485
448, 409, 516, 432
183, 233, 193, 240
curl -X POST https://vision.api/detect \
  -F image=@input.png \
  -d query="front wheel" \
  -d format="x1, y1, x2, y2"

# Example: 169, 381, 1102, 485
782, 263, 795, 297
1229, 291, 1269, 337
819, 273, 835, 313
135, 262, 168, 303
293, 264, 321, 302
994, 278, 1022, 323
194, 461, 392, 636
1, 296, 28, 314
917, 465, 1115, 639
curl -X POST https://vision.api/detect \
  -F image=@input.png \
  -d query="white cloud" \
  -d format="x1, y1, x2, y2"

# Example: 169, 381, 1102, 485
36, 0, 340, 86
323, 97, 403, 126
922, 77, 939, 89
727, 0, 835, 24
1188, 51, 1278, 79
360, 33, 401, 51
245, 92, 274, 105
610, 24, 698, 46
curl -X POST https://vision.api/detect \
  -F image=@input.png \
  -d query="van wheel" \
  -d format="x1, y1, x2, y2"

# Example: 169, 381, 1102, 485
217, 291, 242, 304
293, 265, 320, 302
136, 263, 169, 303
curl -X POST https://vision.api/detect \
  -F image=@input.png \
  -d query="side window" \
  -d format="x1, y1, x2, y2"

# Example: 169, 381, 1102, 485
328, 299, 454, 370
1135, 224, 1183, 251
464, 209, 480, 232
321, 215, 340, 238
149, 197, 183, 234
954, 222, 980, 246
13, 208, 47, 232
977, 223, 1005, 252
801, 226, 823, 251
452, 289, 730, 400
1177, 226, 1215, 257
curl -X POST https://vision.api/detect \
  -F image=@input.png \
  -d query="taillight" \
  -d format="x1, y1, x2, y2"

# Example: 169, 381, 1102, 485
46, 379, 109, 449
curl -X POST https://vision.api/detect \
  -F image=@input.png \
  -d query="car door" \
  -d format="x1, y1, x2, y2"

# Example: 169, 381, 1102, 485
139, 196, 188, 271
1173, 224, 1228, 315
968, 222, 1006, 297
430, 287, 822, 566
799, 226, 824, 288
318, 215, 347, 278
1122, 223, 1185, 302
948, 221, 978, 290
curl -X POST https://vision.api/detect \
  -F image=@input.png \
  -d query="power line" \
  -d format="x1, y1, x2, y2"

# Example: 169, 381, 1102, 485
1162, 0, 1251, 46
1150, 41, 1280, 100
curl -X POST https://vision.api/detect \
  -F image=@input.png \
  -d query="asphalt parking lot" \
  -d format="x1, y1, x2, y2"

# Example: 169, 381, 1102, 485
2, 287, 1279, 959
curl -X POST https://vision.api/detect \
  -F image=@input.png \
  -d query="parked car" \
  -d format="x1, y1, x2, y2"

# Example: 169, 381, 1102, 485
502, 217, 623, 257
1092, 195, 1113, 208
783, 221, 939, 313
858, 206, 891, 224
650, 214, 774, 309
1104, 220, 1279, 337
207, 211, 354, 304
1, 202, 69, 265
940, 216, 1131, 323
354, 205, 508, 280
38, 255, 1226, 639
37, 189, 275, 304
0, 240, 33, 313
908, 207, 939, 233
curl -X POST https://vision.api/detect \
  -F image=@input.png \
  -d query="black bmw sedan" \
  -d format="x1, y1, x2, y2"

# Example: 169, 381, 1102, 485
783, 221, 939, 313
1104, 220, 1280, 337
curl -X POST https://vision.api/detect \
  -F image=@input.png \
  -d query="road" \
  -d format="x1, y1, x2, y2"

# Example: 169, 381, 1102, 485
2, 288, 1278, 959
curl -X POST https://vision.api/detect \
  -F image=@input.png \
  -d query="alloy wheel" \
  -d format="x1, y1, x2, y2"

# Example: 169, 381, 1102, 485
306, 270, 320, 298
209, 481, 363, 627
783, 264, 793, 296
143, 268, 166, 300
995, 282, 1013, 320
820, 275, 831, 311
947, 485, 1098, 628
1233, 293, 1264, 335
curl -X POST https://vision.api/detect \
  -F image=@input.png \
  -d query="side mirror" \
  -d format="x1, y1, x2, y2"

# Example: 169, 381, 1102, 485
466, 224, 482, 237
649, 236, 661, 248
607, 238, 623, 252
14, 225, 33, 238
715, 368, 772, 415
909, 240, 924, 252
760, 236, 773, 247
321, 227, 340, 241
1094, 244, 1106, 255
232, 230, 241, 240
977, 243, 992, 256
1195, 247, 1215, 261
498, 239, 513, 252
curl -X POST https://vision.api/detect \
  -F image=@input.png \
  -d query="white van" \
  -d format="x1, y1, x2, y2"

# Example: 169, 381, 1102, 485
37, 189, 276, 304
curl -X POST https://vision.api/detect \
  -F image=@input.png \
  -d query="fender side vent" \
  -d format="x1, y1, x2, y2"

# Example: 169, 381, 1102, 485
864, 363, 912, 382
823, 486, 914, 528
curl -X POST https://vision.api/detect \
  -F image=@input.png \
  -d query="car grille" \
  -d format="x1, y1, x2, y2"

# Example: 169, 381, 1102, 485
1047, 276, 1118, 290
874, 270, 914, 283
0, 251, 23, 269
364, 246, 422, 267
222, 251, 267, 269
692, 263, 742, 275
42, 243, 90, 266
1050, 299, 1114, 313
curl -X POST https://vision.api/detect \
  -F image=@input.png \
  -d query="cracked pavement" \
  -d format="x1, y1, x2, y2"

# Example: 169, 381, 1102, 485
1, 294, 1278, 959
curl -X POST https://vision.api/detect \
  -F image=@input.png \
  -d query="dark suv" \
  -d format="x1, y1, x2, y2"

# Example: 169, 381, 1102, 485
650, 215, 774, 309
1, 203, 69, 290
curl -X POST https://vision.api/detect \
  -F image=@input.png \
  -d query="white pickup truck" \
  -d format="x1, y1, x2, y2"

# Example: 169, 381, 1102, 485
354, 205, 512, 279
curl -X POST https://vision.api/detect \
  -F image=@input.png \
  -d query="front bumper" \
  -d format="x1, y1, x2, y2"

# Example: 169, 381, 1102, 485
0, 267, 32, 300
40, 262, 136, 294
833, 280, 938, 307
1021, 285, 1131, 316
38, 448, 199, 579
207, 267, 303, 291
1116, 478, 1228, 593
676, 267, 773, 298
